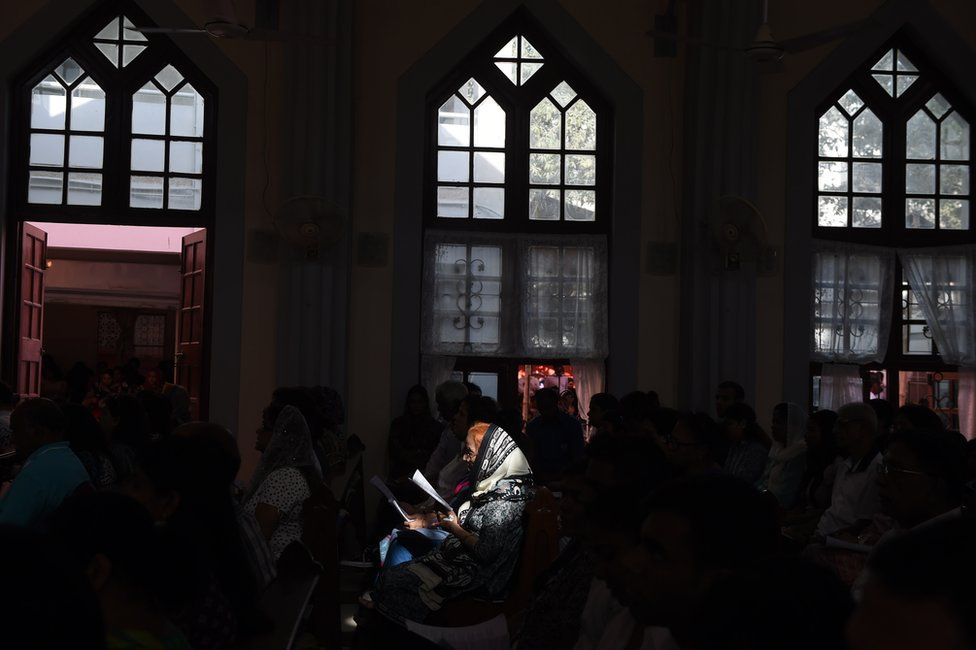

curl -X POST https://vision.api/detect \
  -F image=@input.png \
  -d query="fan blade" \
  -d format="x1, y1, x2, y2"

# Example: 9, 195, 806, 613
126, 26, 208, 34
779, 18, 876, 53
646, 28, 740, 52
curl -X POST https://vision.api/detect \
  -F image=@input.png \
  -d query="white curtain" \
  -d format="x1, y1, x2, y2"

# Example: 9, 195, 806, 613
811, 243, 895, 363
520, 235, 608, 359
899, 248, 976, 367
572, 358, 605, 428
421, 230, 608, 359
819, 363, 863, 411
958, 368, 976, 440
420, 354, 457, 411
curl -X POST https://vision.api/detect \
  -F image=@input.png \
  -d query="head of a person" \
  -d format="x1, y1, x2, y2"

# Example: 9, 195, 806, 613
452, 394, 497, 442
139, 391, 173, 439
266, 386, 326, 440
695, 557, 854, 650
172, 421, 241, 487
805, 409, 839, 458
462, 421, 491, 465
553, 459, 591, 538
879, 428, 966, 529
620, 476, 779, 628
11, 398, 66, 457
646, 407, 679, 440
99, 370, 113, 389
62, 403, 108, 453
404, 384, 431, 419
722, 402, 758, 444
581, 436, 673, 588
715, 381, 745, 419
434, 380, 467, 422
535, 387, 559, 417
0, 382, 17, 410
662, 411, 720, 474
47, 492, 168, 620
892, 404, 945, 435
145, 367, 163, 392
770, 403, 806, 448
848, 518, 976, 650
0, 525, 104, 648
463, 381, 482, 397
102, 394, 151, 450
869, 399, 894, 436
646, 390, 661, 410
588, 392, 619, 431
834, 402, 878, 458
620, 391, 652, 429
559, 389, 579, 416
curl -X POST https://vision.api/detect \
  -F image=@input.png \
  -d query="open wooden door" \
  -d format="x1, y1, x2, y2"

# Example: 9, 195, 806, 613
18, 224, 48, 399
177, 229, 206, 420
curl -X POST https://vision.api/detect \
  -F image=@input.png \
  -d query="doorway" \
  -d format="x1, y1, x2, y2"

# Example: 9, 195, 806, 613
8, 221, 210, 420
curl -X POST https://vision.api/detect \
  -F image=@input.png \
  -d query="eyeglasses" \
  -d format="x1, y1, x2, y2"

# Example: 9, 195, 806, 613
880, 460, 932, 478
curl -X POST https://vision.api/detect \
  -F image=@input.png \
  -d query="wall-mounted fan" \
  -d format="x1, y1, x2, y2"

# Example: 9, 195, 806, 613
711, 196, 777, 275
126, 0, 326, 43
276, 196, 345, 262
649, 0, 874, 72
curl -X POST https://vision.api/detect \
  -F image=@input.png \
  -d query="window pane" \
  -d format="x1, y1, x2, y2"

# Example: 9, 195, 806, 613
852, 110, 882, 158
131, 139, 165, 172
31, 76, 66, 130
566, 100, 597, 151
941, 199, 969, 230
520, 62, 543, 85
67, 172, 101, 205
132, 83, 166, 135
818, 107, 848, 157
941, 164, 970, 195
529, 153, 560, 184
818, 195, 848, 227
852, 197, 882, 228
495, 36, 518, 59
852, 162, 882, 193
906, 111, 936, 160
473, 97, 505, 147
926, 94, 951, 119
565, 154, 596, 185
818, 161, 848, 191
551, 82, 577, 107
123, 44, 146, 67
169, 141, 203, 174
130, 175, 164, 208
895, 74, 918, 97
155, 64, 183, 92
70, 80, 105, 131
68, 135, 103, 168
96, 43, 119, 68
466, 372, 498, 401
837, 89, 863, 116
872, 74, 894, 96
457, 78, 485, 106
29, 133, 64, 167
903, 324, 933, 355
530, 188, 560, 220
438, 96, 469, 147
54, 59, 83, 86
494, 61, 517, 85
96, 16, 120, 40
170, 84, 205, 137
473, 151, 504, 183
896, 51, 917, 72
565, 190, 596, 221
872, 49, 895, 71
906, 198, 936, 229
906, 164, 935, 194
28, 170, 62, 204
436, 186, 468, 218
473, 187, 504, 219
940, 112, 970, 161
530, 99, 561, 149
437, 151, 469, 182
168, 177, 202, 210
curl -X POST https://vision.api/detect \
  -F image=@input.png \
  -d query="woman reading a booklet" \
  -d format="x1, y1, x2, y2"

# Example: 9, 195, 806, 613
369, 419, 534, 624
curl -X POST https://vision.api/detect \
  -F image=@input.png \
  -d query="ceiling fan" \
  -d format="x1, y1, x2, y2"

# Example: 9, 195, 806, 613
126, 0, 326, 43
649, 0, 875, 71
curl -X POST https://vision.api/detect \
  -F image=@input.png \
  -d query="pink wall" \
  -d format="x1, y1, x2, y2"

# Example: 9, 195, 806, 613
27, 222, 202, 253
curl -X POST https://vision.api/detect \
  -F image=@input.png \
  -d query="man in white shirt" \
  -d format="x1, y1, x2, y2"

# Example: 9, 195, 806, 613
815, 402, 883, 538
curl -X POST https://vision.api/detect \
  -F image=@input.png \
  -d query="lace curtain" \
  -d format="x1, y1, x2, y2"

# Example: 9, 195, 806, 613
819, 363, 864, 411
811, 242, 895, 363
421, 230, 608, 359
571, 357, 605, 428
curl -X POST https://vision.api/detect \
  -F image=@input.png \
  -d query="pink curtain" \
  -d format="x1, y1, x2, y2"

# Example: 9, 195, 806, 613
572, 358, 605, 439
958, 368, 976, 440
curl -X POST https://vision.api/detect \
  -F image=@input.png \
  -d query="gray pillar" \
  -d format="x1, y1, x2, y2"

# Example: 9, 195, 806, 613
275, 0, 353, 392
678, 0, 761, 411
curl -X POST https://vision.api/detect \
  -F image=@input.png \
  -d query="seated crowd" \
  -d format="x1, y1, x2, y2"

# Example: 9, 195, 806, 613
1, 373, 975, 649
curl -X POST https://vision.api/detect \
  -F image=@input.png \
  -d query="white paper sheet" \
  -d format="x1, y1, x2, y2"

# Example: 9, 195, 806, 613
411, 469, 453, 512
369, 475, 412, 521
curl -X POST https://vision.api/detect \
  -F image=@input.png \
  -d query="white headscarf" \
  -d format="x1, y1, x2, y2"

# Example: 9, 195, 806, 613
245, 405, 320, 502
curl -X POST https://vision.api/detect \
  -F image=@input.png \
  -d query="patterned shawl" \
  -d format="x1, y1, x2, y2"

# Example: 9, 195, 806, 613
379, 424, 534, 620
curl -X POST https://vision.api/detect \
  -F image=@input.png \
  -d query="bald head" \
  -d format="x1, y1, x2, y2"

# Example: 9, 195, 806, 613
11, 398, 66, 456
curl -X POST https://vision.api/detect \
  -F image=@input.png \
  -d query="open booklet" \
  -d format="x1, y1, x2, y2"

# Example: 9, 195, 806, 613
369, 470, 454, 523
